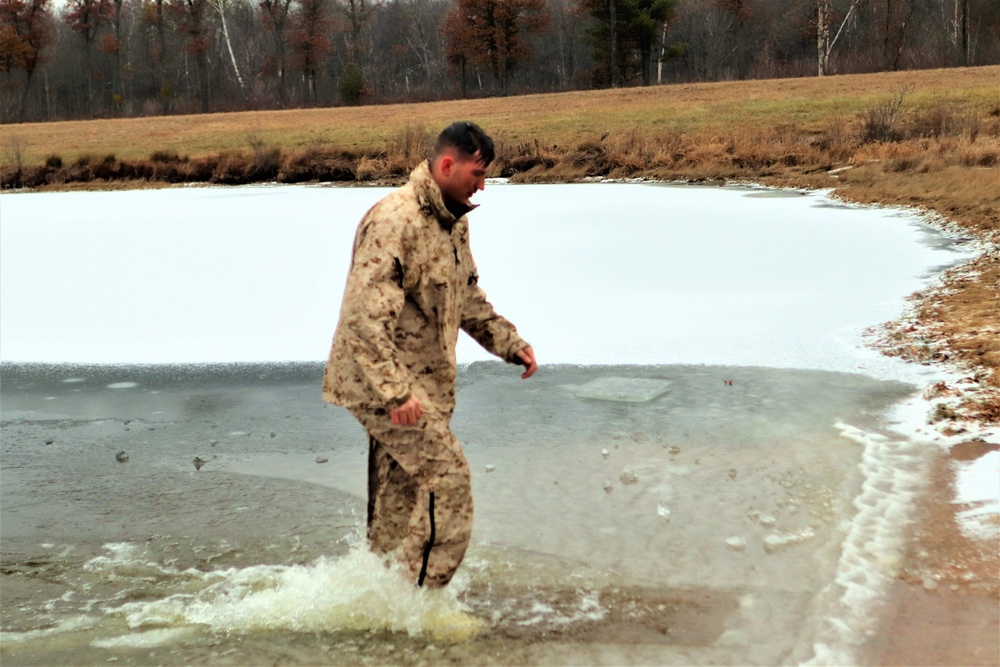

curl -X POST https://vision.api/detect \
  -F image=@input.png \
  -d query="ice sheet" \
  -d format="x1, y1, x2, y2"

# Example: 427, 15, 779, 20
954, 451, 1000, 505
574, 376, 672, 402
0, 183, 973, 383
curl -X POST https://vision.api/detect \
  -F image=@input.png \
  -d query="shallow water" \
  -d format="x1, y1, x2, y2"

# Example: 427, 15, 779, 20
1, 361, 923, 666
0, 182, 975, 665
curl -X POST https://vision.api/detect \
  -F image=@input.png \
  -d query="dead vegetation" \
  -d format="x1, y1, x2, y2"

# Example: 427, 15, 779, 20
875, 252, 1000, 426
0, 144, 361, 188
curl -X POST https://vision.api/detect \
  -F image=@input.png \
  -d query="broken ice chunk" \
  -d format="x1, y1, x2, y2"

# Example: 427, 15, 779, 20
725, 536, 747, 551
575, 377, 672, 403
619, 468, 639, 485
762, 528, 815, 553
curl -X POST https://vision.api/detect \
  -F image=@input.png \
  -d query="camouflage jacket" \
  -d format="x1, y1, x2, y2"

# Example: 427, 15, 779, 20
323, 160, 528, 416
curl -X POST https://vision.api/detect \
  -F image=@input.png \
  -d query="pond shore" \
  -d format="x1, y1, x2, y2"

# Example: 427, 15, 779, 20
768, 167, 999, 667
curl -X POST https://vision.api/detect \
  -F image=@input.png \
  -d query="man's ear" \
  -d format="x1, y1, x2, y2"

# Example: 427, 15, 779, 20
438, 155, 455, 177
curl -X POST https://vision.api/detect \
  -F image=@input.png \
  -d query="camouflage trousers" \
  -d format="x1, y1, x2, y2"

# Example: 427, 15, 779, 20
353, 408, 473, 588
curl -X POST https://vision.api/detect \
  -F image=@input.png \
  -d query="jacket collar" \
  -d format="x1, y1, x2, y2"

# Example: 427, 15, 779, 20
410, 160, 478, 231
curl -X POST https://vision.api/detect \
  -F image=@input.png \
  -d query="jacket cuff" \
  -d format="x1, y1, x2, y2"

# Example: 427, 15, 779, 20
507, 341, 530, 365
385, 391, 412, 410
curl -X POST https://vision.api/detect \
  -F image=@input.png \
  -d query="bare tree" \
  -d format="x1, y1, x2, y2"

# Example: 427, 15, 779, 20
105, 0, 122, 110
142, 0, 173, 113
444, 0, 550, 95
65, 0, 112, 114
817, 0, 861, 75
169, 0, 212, 112
259, 0, 292, 104
342, 0, 381, 65
609, 0, 618, 85
210, 0, 246, 94
404, 0, 443, 92
0, 0, 53, 120
960, 0, 968, 64
289, 0, 331, 103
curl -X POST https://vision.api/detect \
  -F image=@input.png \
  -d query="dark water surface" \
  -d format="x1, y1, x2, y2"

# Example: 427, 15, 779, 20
0, 361, 922, 666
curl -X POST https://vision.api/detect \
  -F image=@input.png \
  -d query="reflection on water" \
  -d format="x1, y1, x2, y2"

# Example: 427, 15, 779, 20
0, 362, 924, 665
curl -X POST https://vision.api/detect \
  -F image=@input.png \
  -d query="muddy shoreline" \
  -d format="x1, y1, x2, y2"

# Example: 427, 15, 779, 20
865, 443, 999, 667
841, 198, 999, 667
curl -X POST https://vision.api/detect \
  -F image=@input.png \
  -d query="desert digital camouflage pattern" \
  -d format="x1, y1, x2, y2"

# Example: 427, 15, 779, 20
323, 160, 528, 586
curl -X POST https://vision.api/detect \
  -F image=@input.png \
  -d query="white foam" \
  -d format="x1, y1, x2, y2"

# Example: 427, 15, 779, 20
83, 542, 189, 582
91, 627, 193, 649
498, 591, 605, 628
800, 422, 930, 666
0, 615, 98, 643
88, 542, 139, 563
112, 547, 477, 639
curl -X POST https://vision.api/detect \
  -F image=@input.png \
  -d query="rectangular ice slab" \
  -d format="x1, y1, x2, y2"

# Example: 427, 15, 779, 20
574, 377, 672, 403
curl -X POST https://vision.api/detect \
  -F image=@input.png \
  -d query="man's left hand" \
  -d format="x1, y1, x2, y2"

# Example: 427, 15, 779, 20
516, 346, 538, 379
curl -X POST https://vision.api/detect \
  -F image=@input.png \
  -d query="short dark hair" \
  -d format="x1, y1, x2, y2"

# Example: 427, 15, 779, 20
434, 121, 495, 166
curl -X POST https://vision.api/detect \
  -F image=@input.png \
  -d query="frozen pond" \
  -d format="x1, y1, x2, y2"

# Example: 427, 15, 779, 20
0, 182, 966, 372
0, 183, 977, 666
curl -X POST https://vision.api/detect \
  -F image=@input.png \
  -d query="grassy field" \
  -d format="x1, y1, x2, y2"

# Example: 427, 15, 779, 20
1, 65, 998, 422
1, 66, 998, 169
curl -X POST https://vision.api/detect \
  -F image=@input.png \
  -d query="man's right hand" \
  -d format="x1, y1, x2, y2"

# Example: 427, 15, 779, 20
390, 394, 423, 425
516, 346, 538, 379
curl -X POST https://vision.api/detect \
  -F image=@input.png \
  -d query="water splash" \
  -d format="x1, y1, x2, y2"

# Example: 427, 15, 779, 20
90, 541, 483, 644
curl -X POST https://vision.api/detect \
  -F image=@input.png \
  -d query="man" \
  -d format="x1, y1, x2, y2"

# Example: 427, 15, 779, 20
323, 121, 537, 588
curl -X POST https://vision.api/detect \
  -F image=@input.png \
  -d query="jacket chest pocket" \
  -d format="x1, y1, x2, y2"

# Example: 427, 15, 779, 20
420, 255, 459, 317
450, 238, 479, 288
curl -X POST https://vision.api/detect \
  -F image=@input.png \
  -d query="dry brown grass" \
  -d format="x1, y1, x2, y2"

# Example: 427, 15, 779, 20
2, 66, 997, 167
878, 252, 1000, 424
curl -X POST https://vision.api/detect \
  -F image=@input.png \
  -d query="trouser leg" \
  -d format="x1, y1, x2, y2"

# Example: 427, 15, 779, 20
367, 435, 417, 554
359, 411, 473, 588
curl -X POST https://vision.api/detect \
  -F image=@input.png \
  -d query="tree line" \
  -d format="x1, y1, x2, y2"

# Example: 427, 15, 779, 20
1, 0, 998, 123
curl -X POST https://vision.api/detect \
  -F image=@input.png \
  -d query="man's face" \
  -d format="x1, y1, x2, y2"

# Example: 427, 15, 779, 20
437, 151, 488, 206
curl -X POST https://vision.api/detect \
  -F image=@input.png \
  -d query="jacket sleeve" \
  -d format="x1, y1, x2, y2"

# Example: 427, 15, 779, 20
338, 214, 413, 408
460, 248, 528, 363
461, 285, 528, 363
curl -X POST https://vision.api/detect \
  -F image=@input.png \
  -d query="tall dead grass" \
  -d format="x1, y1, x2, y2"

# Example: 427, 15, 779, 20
5, 100, 994, 206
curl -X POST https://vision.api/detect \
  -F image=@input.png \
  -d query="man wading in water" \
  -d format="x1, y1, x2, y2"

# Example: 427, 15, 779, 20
323, 121, 538, 588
